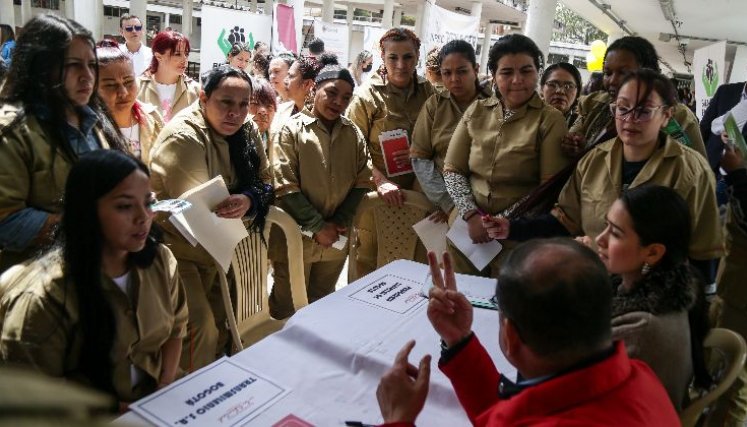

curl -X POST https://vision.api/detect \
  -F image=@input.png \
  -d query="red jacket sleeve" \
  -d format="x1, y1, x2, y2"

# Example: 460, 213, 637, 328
439, 335, 501, 423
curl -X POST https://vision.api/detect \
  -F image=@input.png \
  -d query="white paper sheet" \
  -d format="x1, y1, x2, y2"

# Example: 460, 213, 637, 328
446, 217, 502, 271
130, 357, 289, 427
711, 97, 747, 134
421, 270, 497, 309
173, 176, 249, 273
347, 273, 426, 314
412, 216, 449, 256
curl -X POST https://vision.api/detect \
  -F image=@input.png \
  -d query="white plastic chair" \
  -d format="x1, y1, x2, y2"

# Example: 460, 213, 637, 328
218, 206, 308, 352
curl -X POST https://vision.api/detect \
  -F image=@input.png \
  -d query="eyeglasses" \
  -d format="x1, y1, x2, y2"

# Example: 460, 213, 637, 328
609, 103, 666, 122
544, 80, 577, 92
124, 25, 143, 32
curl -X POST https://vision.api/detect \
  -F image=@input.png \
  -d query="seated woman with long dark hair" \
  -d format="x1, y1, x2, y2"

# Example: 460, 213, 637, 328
149, 65, 273, 372
594, 185, 711, 410
0, 150, 187, 407
0, 14, 124, 273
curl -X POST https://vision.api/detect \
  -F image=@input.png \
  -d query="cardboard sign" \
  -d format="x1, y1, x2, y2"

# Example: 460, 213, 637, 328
348, 274, 425, 314
131, 357, 289, 427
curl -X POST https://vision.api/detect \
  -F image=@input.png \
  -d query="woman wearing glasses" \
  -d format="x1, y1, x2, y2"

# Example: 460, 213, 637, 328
562, 36, 705, 159
137, 30, 199, 122
484, 69, 723, 275
540, 62, 582, 127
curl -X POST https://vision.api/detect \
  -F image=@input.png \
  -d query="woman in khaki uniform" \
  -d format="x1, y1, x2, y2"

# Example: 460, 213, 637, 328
0, 150, 187, 407
149, 66, 273, 372
270, 62, 372, 318
563, 36, 705, 159
487, 70, 723, 279
270, 55, 328, 139
346, 28, 435, 276
411, 40, 491, 222
0, 15, 124, 273
443, 34, 569, 277
136, 30, 199, 123
97, 41, 164, 164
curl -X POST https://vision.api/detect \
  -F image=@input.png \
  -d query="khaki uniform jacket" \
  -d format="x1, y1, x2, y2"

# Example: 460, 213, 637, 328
150, 104, 270, 265
410, 88, 491, 172
444, 92, 570, 214
554, 135, 724, 260
717, 202, 747, 309
346, 73, 435, 188
137, 101, 164, 165
571, 91, 706, 158
136, 74, 200, 122
269, 101, 298, 140
0, 245, 188, 402
273, 109, 373, 218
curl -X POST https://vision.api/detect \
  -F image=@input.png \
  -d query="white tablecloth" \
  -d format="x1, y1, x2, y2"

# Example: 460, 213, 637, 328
116, 260, 514, 426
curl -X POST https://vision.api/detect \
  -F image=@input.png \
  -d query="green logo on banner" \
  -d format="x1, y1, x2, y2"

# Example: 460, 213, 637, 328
701, 59, 719, 97
217, 26, 255, 56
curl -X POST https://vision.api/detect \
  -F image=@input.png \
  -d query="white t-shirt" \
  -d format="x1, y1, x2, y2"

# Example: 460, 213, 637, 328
120, 122, 141, 158
155, 82, 177, 122
120, 43, 153, 77
112, 271, 147, 388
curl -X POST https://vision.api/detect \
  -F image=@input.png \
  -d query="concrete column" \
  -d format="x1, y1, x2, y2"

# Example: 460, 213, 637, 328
394, 7, 403, 26
381, 0, 394, 29
0, 0, 15, 28
523, 0, 556, 60
470, 1, 482, 18
182, 0, 193, 39
263, 0, 273, 16
128, 0, 148, 22
415, 0, 433, 38
251, 0, 258, 13
480, 22, 495, 76
346, 3, 355, 26
20, 0, 32, 25
164, 12, 170, 29
607, 31, 623, 45
321, 0, 334, 23
64, 0, 73, 19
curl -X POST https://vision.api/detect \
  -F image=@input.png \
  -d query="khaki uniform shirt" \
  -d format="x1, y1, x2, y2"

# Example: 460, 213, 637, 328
571, 91, 706, 158
269, 101, 298, 140
554, 135, 724, 260
0, 245, 188, 402
137, 101, 165, 165
717, 201, 747, 308
149, 104, 270, 264
273, 109, 373, 218
444, 92, 570, 214
346, 73, 435, 188
410, 89, 491, 172
136, 74, 200, 122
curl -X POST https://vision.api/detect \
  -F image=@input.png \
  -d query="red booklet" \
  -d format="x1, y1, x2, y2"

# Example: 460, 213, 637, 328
380, 129, 413, 177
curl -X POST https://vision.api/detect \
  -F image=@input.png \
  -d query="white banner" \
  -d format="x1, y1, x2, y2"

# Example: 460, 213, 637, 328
693, 41, 727, 120
199, 5, 272, 77
421, 4, 480, 72
363, 26, 386, 78
313, 21, 349, 65
730, 46, 747, 84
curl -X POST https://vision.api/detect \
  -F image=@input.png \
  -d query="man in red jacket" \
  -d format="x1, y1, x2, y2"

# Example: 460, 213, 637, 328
376, 239, 680, 426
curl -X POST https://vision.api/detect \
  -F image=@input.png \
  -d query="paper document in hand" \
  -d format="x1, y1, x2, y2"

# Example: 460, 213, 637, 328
130, 357, 289, 427
446, 217, 502, 271
725, 112, 747, 155
412, 216, 448, 256
301, 229, 348, 250
170, 176, 249, 273
379, 129, 413, 177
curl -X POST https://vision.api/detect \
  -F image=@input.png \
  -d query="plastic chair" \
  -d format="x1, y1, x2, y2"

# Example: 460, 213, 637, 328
218, 206, 308, 353
348, 190, 435, 282
680, 328, 747, 427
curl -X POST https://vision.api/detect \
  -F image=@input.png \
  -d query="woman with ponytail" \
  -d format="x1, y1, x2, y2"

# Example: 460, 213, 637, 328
411, 40, 491, 223
149, 65, 274, 371
0, 150, 187, 408
593, 185, 711, 411
345, 28, 435, 276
